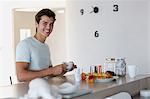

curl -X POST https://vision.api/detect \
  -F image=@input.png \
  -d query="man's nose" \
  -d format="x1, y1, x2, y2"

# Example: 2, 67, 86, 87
46, 24, 50, 29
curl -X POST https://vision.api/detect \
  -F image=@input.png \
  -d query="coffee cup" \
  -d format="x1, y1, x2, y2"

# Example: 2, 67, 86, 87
66, 61, 74, 71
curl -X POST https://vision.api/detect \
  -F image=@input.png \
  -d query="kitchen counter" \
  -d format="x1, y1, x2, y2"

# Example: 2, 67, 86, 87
72, 74, 150, 99
0, 74, 150, 99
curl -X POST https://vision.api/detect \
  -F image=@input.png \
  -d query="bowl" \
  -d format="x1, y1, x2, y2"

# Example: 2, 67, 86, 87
58, 82, 77, 94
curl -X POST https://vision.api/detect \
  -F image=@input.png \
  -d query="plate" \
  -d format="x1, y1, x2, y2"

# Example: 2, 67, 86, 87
58, 82, 77, 94
62, 88, 92, 99
95, 76, 118, 83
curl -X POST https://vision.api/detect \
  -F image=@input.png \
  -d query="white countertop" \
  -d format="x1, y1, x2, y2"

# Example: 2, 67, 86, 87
0, 74, 150, 99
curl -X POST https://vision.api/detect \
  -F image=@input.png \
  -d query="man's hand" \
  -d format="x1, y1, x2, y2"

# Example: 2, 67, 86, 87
50, 64, 67, 76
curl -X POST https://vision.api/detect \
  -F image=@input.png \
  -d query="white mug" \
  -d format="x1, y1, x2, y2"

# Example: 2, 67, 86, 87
127, 65, 137, 78
66, 61, 74, 71
63, 61, 73, 71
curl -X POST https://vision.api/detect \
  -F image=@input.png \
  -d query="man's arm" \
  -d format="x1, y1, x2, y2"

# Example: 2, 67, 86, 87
16, 62, 66, 82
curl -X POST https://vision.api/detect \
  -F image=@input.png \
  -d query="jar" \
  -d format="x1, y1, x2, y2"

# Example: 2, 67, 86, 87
115, 58, 126, 76
104, 58, 116, 73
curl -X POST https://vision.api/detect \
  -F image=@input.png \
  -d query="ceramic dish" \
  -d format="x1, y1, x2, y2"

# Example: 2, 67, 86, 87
58, 82, 77, 94
95, 76, 118, 83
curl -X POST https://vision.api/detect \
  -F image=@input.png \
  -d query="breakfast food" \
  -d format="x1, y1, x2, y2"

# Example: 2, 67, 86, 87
105, 71, 116, 76
81, 70, 116, 83
97, 72, 113, 79
81, 72, 86, 80
88, 73, 94, 83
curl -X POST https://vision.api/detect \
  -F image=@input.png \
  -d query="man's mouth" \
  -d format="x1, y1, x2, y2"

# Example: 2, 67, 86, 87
46, 32, 50, 34
44, 31, 50, 35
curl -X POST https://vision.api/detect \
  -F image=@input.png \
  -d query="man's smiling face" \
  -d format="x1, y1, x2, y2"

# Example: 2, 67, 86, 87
36, 15, 55, 37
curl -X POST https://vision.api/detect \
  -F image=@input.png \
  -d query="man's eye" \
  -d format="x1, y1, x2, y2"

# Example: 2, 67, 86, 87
50, 23, 54, 26
50, 23, 53, 26
43, 22, 47, 26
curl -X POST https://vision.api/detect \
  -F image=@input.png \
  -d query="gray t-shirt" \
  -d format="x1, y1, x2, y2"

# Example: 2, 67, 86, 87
16, 37, 52, 70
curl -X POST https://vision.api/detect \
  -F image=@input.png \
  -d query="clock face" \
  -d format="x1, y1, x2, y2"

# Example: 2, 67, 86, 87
79, 2, 119, 38
66, 1, 121, 64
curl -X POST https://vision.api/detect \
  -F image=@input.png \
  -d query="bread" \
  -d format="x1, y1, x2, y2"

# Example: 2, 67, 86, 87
105, 71, 116, 76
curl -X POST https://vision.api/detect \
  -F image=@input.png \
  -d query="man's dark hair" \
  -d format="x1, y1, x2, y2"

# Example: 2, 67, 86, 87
35, 8, 56, 24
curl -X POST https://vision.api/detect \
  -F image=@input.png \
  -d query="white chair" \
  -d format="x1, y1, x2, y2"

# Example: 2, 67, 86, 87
105, 92, 132, 99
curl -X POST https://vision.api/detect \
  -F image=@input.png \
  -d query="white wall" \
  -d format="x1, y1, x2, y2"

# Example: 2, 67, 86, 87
148, 1, 150, 73
66, 0, 149, 73
0, 5, 14, 86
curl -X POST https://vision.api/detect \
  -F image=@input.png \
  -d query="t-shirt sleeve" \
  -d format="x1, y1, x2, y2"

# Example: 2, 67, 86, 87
16, 41, 31, 63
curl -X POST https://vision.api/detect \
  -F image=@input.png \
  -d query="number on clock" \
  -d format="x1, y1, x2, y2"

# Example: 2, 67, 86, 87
94, 31, 99, 37
113, 5, 119, 12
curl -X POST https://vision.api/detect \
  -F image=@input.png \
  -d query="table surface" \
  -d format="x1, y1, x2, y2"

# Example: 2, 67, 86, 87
0, 74, 150, 99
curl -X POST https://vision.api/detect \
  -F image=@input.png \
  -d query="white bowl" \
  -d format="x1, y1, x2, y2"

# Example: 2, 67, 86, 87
140, 90, 150, 97
58, 82, 77, 94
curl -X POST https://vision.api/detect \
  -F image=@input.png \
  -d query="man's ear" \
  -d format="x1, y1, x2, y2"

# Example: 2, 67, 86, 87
35, 22, 38, 28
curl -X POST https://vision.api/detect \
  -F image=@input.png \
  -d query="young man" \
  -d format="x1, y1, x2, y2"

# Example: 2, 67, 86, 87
16, 9, 74, 82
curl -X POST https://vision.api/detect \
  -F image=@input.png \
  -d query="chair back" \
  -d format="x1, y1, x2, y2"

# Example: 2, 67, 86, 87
105, 92, 132, 99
